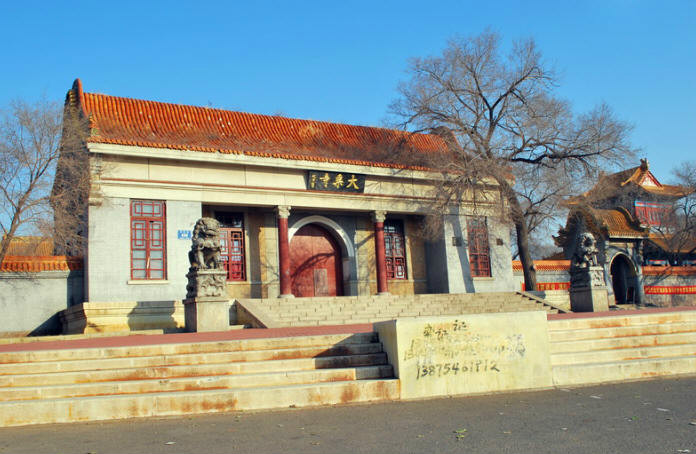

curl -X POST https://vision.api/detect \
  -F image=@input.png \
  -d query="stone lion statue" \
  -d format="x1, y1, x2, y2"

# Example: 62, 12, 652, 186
188, 217, 222, 270
572, 231, 598, 268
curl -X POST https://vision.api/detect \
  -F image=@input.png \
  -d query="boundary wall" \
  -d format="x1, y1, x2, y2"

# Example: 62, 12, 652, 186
0, 257, 83, 336
513, 260, 696, 307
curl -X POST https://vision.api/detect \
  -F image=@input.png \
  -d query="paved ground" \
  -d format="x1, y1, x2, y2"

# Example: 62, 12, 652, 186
1, 377, 694, 454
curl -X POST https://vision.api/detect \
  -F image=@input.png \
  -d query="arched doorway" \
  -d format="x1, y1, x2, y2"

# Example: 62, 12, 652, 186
610, 254, 637, 304
290, 224, 343, 297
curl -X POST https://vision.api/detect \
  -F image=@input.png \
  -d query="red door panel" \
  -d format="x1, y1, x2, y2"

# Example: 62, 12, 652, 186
290, 224, 343, 297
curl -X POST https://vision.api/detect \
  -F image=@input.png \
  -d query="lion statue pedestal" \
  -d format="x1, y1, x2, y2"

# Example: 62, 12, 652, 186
183, 218, 230, 332
569, 232, 609, 312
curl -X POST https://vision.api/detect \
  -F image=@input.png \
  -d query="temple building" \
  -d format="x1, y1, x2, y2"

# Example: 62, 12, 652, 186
55, 79, 515, 308
555, 159, 695, 305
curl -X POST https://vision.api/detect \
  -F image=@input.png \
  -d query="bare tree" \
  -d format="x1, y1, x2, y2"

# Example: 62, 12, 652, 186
0, 99, 63, 263
648, 161, 696, 265
0, 97, 91, 265
50, 101, 91, 257
511, 163, 593, 259
389, 31, 635, 290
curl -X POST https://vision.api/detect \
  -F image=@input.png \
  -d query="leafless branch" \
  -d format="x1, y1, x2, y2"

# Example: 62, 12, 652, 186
387, 31, 636, 290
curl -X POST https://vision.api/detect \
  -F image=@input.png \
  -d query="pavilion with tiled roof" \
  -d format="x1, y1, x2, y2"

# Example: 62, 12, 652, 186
56, 79, 515, 310
556, 159, 695, 305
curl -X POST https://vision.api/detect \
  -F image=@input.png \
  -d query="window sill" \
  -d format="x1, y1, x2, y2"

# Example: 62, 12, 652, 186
472, 276, 494, 281
127, 280, 170, 285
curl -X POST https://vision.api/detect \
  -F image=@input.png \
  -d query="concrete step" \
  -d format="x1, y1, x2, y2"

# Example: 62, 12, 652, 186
0, 379, 400, 427
550, 343, 696, 366
0, 353, 389, 387
549, 332, 696, 354
0, 332, 378, 364
247, 292, 554, 328
0, 365, 394, 402
548, 321, 696, 342
0, 343, 385, 376
0, 330, 166, 345
552, 355, 696, 386
548, 311, 696, 331
0, 327, 398, 427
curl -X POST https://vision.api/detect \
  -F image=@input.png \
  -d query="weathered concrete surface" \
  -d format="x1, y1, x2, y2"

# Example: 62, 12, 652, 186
375, 312, 552, 399
242, 293, 557, 328
0, 377, 694, 454
569, 286, 609, 312
549, 308, 696, 386
0, 330, 396, 427
87, 198, 201, 302
0, 270, 83, 336
184, 297, 230, 332
60, 301, 186, 334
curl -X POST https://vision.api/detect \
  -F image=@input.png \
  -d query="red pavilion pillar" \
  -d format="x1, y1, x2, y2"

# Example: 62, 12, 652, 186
277, 205, 293, 298
373, 210, 389, 295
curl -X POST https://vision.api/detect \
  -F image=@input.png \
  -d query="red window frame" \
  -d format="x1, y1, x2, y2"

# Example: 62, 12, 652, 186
220, 228, 246, 281
130, 200, 166, 280
384, 220, 407, 280
467, 217, 491, 277
217, 212, 246, 281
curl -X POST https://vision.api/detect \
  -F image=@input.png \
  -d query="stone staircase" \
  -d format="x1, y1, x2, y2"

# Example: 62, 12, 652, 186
549, 309, 696, 386
0, 332, 397, 427
237, 291, 565, 328
528, 290, 571, 312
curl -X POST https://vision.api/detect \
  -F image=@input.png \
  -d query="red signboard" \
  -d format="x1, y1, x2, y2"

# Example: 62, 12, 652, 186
521, 282, 570, 291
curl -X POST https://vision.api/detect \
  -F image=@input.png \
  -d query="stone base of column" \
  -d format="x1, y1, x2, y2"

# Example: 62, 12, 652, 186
377, 292, 391, 296
279, 294, 295, 299
569, 287, 609, 312
569, 265, 609, 312
184, 296, 230, 332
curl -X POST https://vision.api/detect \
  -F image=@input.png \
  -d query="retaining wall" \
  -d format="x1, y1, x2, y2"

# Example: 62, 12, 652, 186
0, 257, 83, 336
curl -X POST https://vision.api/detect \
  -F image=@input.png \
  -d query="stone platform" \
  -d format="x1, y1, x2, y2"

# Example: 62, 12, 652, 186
1, 307, 695, 427
59, 292, 564, 334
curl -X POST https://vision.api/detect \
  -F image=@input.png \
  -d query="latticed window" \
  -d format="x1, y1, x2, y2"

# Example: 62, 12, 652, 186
130, 200, 166, 280
217, 213, 246, 281
384, 220, 407, 279
467, 217, 491, 277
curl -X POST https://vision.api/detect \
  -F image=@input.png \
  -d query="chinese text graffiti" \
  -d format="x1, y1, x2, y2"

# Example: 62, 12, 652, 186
403, 319, 527, 380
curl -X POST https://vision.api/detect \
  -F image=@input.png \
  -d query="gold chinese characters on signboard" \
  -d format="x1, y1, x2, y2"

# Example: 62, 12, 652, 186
306, 171, 365, 193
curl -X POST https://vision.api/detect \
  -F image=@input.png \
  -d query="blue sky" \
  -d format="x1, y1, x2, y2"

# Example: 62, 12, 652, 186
2, 0, 694, 181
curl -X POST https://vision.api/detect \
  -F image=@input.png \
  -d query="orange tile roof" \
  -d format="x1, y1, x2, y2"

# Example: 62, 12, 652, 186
616, 162, 688, 197
646, 234, 696, 254
589, 207, 648, 238
2, 237, 53, 256
0, 256, 83, 272
569, 159, 690, 204
69, 79, 447, 170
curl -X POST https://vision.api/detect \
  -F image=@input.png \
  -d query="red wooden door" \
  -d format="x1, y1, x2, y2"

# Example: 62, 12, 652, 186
290, 224, 343, 297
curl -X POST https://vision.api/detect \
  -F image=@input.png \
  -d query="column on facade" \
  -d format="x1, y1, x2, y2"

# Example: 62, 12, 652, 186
372, 210, 389, 295
276, 205, 293, 298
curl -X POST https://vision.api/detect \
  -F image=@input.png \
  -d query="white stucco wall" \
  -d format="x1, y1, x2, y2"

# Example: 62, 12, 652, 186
0, 270, 83, 335
434, 214, 514, 294
86, 197, 201, 302
470, 216, 514, 292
